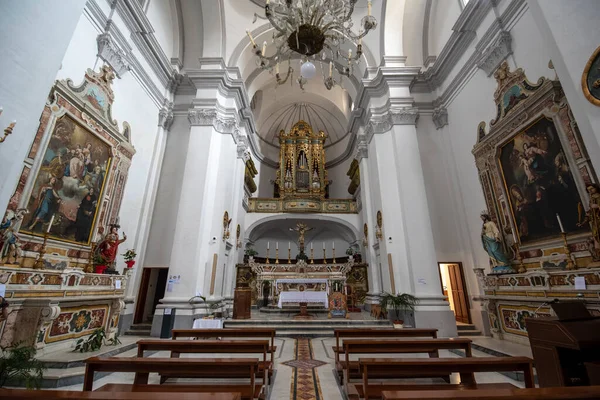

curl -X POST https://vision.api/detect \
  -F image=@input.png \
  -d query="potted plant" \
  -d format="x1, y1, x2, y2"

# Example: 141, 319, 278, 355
122, 249, 137, 269
379, 292, 419, 328
244, 247, 258, 262
93, 255, 108, 274
0, 343, 46, 388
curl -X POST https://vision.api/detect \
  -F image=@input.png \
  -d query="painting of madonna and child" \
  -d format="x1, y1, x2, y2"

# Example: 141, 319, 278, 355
20, 115, 111, 244
499, 115, 586, 244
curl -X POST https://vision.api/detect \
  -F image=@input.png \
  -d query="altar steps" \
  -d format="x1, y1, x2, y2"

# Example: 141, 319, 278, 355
223, 318, 392, 337
259, 305, 329, 314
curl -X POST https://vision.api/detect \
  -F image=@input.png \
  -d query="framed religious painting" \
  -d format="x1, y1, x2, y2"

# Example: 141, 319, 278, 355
473, 61, 597, 265
3, 66, 135, 267
582, 45, 600, 106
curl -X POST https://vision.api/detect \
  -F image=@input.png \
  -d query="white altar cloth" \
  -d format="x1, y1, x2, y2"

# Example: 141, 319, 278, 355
277, 291, 328, 308
192, 319, 223, 329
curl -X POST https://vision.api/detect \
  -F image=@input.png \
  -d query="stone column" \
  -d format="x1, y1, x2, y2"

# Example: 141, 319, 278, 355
0, 0, 86, 213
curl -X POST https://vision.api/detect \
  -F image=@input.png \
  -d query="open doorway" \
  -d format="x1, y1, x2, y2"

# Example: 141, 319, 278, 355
438, 262, 471, 324
134, 267, 169, 324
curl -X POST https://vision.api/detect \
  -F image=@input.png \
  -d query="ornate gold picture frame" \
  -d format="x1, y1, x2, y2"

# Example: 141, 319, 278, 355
582, 45, 600, 107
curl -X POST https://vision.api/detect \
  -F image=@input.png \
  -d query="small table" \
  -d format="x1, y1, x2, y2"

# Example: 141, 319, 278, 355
192, 318, 223, 329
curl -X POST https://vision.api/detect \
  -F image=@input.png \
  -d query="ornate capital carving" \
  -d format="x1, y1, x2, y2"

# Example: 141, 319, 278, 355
369, 112, 394, 134
158, 101, 174, 130
96, 32, 131, 78
237, 138, 250, 160
432, 107, 448, 129
167, 71, 184, 94
477, 31, 513, 76
188, 108, 217, 126
390, 107, 419, 125
355, 134, 369, 162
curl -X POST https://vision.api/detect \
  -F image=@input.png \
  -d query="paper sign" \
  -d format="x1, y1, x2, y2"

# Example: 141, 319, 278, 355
164, 308, 172, 315
115, 280, 121, 289
0, 284, 6, 297
417, 278, 427, 285
574, 276, 586, 290
167, 279, 174, 292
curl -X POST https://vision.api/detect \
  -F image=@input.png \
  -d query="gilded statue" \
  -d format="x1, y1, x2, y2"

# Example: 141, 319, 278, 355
480, 211, 515, 274
578, 184, 600, 262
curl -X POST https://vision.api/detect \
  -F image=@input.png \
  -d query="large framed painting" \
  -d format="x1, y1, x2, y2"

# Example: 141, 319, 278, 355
20, 115, 112, 244
498, 115, 586, 243
473, 62, 598, 272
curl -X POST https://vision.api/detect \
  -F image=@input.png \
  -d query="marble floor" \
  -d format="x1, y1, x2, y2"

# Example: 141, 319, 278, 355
54, 335, 531, 399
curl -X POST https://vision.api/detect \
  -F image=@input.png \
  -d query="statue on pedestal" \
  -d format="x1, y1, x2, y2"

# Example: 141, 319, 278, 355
97, 223, 126, 269
480, 211, 515, 274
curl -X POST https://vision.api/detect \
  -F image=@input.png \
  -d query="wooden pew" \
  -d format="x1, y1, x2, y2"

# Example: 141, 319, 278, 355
333, 328, 439, 380
354, 356, 534, 400
136, 339, 271, 385
0, 389, 241, 400
381, 386, 600, 399
171, 328, 276, 359
84, 357, 261, 400
339, 338, 471, 385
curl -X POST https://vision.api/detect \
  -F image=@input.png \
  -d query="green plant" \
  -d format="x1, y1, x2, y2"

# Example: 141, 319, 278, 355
122, 249, 137, 262
0, 343, 46, 388
106, 332, 121, 346
296, 251, 309, 261
244, 248, 258, 257
74, 328, 106, 353
379, 292, 419, 323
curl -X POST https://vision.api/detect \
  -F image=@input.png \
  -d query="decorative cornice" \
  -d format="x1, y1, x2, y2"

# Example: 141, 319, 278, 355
477, 31, 513, 76
432, 107, 449, 129
188, 108, 218, 127
96, 31, 131, 78
390, 107, 419, 125
355, 134, 369, 162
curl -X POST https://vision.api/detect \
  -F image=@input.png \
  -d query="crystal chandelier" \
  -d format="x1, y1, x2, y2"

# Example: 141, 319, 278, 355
247, 0, 377, 90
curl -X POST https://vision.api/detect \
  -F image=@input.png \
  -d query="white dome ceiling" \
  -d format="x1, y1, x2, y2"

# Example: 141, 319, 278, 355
258, 102, 349, 149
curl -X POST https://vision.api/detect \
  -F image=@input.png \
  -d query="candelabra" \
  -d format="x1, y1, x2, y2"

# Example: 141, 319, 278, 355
332, 248, 336, 264
266, 248, 270, 264
275, 248, 279, 264
310, 248, 314, 264
514, 242, 526, 273
561, 232, 577, 270
33, 233, 49, 270
287, 248, 291, 264
85, 242, 96, 273
323, 248, 326, 264
1, 121, 16, 143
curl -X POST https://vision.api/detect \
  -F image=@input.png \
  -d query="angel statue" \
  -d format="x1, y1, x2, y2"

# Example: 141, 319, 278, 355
0, 209, 28, 264
480, 211, 515, 274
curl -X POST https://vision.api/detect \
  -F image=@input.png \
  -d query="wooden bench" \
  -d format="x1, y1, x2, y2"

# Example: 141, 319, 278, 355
171, 328, 276, 358
0, 388, 241, 400
84, 357, 262, 400
334, 329, 438, 364
354, 356, 534, 400
381, 386, 600, 399
339, 338, 471, 385
136, 339, 271, 385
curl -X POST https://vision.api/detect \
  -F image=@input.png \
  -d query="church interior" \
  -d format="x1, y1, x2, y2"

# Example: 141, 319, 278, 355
1, 0, 600, 398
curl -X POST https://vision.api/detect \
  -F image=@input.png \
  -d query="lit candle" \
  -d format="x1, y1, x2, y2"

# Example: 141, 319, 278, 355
368, 0, 372, 16
275, 62, 279, 74
246, 30, 256, 47
47, 214, 55, 233
329, 61, 333, 77
262, 41, 267, 56
556, 213, 565, 233
267, 241, 270, 250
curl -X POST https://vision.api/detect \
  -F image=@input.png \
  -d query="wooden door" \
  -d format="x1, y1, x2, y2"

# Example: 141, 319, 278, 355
134, 268, 152, 324
447, 263, 471, 324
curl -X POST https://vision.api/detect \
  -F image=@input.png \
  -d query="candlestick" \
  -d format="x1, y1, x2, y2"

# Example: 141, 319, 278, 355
288, 248, 291, 264
323, 248, 327, 263
266, 248, 270, 264
1, 120, 17, 143
310, 247, 314, 264
262, 41, 267, 56
556, 213, 565, 233
275, 62, 279, 74
33, 232, 49, 270
288, 241, 291, 250
47, 214, 55, 233
368, 0, 372, 16
332, 248, 336, 264
275, 248, 279, 264
561, 232, 576, 270
246, 30, 256, 47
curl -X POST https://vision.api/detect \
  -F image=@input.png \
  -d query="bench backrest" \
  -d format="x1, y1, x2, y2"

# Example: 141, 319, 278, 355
334, 328, 438, 362
343, 338, 472, 356
0, 388, 241, 400
172, 328, 275, 344
360, 356, 535, 388
136, 339, 269, 360
83, 357, 258, 391
381, 386, 600, 400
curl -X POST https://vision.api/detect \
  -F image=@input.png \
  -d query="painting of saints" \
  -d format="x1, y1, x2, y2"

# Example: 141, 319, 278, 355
21, 115, 111, 244
499, 116, 585, 243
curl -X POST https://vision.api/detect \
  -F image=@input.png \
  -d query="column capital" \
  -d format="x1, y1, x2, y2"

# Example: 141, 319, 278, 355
390, 107, 419, 126
432, 107, 448, 129
355, 134, 369, 162
187, 106, 239, 134
477, 30, 513, 76
158, 101, 174, 130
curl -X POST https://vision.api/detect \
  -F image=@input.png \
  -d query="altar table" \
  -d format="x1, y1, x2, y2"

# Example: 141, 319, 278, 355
277, 291, 328, 308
